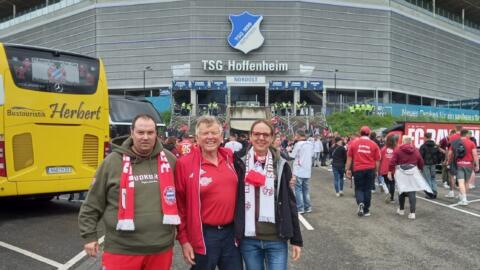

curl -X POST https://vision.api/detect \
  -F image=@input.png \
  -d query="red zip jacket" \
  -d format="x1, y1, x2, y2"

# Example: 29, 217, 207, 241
175, 146, 236, 255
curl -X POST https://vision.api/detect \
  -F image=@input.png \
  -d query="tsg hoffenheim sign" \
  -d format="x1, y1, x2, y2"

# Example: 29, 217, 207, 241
227, 11, 264, 54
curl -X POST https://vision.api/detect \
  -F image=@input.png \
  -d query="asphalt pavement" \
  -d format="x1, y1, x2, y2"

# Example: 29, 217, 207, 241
1, 165, 479, 269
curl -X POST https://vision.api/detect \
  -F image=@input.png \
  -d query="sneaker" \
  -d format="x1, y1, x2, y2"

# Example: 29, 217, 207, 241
298, 210, 304, 214
390, 199, 396, 204
458, 200, 469, 206
382, 183, 389, 194
396, 208, 405, 216
469, 184, 476, 190
358, 203, 364, 217
445, 191, 455, 198
339, 191, 344, 196
305, 208, 312, 213
408, 213, 416, 220
443, 182, 450, 189
385, 195, 391, 204
363, 212, 371, 217
336, 193, 340, 197
371, 189, 376, 194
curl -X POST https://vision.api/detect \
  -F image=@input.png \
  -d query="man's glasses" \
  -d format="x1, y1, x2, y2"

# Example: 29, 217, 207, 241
252, 132, 272, 138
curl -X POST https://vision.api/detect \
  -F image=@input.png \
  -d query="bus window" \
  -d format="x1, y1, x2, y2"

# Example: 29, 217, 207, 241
109, 95, 164, 138
6, 45, 99, 94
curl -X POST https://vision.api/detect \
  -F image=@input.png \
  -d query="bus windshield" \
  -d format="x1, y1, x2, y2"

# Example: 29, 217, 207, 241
5, 45, 99, 94
109, 96, 163, 124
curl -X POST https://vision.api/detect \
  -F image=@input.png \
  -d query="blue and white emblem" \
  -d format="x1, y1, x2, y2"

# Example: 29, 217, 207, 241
227, 11, 264, 54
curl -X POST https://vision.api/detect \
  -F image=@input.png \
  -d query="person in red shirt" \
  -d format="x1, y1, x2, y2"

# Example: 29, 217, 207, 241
176, 134, 194, 156
445, 125, 462, 197
175, 116, 242, 270
345, 126, 381, 217
380, 134, 398, 203
448, 129, 479, 205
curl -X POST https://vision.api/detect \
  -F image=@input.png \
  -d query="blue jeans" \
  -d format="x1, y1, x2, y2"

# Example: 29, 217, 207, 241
353, 169, 375, 213
192, 225, 243, 270
240, 239, 288, 270
422, 165, 437, 194
295, 177, 311, 212
332, 167, 345, 193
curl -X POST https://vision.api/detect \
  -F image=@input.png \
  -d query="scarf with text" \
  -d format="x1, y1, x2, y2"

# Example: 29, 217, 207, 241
244, 148, 275, 237
116, 151, 180, 231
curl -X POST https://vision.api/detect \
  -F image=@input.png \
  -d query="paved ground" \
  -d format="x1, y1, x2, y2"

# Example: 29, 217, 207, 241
1, 166, 479, 269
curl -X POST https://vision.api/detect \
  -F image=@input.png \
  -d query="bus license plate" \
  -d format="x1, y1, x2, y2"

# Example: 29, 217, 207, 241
46, 166, 73, 174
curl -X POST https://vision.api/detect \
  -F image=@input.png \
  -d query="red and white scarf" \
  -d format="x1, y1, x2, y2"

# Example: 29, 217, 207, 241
116, 151, 180, 231
244, 148, 275, 237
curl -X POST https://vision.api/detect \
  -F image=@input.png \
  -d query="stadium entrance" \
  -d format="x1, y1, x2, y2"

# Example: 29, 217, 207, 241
230, 86, 266, 107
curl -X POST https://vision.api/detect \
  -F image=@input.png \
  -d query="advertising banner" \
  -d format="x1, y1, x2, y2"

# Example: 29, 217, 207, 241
404, 122, 480, 148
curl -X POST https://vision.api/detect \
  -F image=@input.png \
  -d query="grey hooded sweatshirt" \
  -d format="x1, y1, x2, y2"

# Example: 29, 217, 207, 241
78, 136, 176, 255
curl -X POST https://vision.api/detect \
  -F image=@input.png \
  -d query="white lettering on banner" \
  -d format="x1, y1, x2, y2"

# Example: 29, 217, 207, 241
407, 127, 479, 148
202, 60, 288, 72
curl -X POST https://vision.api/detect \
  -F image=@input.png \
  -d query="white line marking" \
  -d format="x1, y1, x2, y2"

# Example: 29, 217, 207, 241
298, 214, 314, 230
0, 241, 63, 268
60, 236, 105, 270
416, 196, 480, 218
466, 198, 480, 203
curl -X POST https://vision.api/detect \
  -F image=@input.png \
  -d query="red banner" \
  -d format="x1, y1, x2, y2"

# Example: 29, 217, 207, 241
404, 122, 480, 148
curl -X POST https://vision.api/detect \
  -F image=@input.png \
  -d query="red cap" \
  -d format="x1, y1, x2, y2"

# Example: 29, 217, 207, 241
360, 126, 371, 135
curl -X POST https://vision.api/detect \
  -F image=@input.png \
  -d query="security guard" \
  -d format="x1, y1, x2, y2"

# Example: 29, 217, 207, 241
212, 101, 218, 116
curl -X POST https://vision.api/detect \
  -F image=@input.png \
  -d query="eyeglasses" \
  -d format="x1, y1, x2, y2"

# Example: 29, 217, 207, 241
252, 132, 272, 138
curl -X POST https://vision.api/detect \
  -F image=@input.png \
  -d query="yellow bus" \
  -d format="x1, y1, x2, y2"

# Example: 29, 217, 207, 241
0, 43, 110, 199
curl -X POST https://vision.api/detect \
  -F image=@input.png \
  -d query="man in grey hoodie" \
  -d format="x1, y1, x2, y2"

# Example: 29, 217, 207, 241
78, 114, 177, 270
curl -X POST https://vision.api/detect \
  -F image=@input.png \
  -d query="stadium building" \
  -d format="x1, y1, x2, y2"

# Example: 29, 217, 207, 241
1, 0, 479, 131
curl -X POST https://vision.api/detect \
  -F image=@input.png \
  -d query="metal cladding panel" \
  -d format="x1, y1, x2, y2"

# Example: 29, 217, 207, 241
0, 0, 478, 100
92, 0, 390, 89
2, 9, 97, 57
390, 12, 480, 100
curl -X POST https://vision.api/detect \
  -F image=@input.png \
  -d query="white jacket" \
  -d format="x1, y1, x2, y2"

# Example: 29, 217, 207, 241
289, 140, 314, 178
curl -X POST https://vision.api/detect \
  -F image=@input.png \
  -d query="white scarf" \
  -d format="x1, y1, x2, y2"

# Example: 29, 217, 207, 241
245, 148, 275, 237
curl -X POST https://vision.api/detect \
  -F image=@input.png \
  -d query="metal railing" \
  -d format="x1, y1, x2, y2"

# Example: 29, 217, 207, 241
0, 0, 85, 30
393, 0, 480, 33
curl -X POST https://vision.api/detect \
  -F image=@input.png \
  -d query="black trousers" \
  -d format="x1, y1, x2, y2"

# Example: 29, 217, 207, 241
399, 192, 416, 213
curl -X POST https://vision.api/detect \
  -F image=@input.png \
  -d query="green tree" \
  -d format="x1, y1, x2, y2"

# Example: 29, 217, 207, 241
327, 111, 396, 135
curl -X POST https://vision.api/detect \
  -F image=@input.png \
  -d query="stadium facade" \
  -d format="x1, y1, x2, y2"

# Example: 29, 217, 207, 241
0, 0, 479, 118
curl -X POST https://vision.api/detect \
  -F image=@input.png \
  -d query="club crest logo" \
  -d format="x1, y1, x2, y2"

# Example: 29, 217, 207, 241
227, 11, 264, 54
163, 186, 176, 205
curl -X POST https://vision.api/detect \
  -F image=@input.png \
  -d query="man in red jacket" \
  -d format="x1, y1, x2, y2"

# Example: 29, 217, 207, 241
345, 126, 381, 217
175, 116, 242, 270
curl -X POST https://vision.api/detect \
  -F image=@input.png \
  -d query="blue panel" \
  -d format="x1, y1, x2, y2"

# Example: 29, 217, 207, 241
192, 80, 209, 90
268, 80, 286, 90
146, 96, 171, 113
376, 103, 480, 121
172, 80, 190, 90
306, 81, 323, 90
211, 80, 227, 91
288, 81, 304, 90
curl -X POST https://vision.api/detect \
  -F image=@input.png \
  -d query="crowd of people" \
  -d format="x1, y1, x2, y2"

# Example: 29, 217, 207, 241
77, 114, 477, 269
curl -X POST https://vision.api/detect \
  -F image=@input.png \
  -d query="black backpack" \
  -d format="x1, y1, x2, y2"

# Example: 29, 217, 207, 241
452, 139, 467, 159
421, 143, 441, 165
